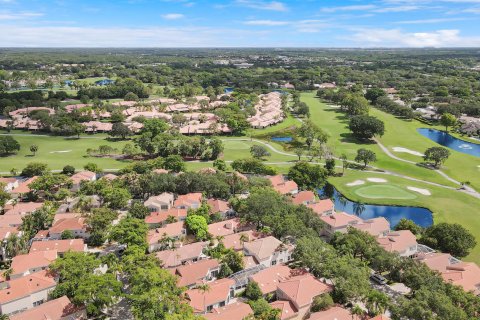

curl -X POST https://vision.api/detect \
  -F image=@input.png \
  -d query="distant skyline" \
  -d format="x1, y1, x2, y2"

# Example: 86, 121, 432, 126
1, 0, 480, 47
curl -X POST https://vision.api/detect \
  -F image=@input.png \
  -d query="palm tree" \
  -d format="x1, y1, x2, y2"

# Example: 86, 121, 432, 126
196, 283, 211, 314
239, 233, 249, 248
5, 233, 26, 259
340, 153, 349, 176
366, 290, 390, 316
351, 304, 365, 320
353, 202, 365, 216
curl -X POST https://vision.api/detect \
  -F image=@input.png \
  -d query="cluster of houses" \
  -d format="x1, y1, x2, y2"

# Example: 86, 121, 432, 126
248, 92, 285, 129
1, 171, 479, 319
0, 92, 288, 135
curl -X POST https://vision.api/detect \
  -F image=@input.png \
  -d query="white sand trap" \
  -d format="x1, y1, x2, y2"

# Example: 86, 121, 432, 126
347, 180, 365, 186
49, 150, 72, 153
367, 178, 387, 183
407, 187, 431, 196
392, 147, 424, 157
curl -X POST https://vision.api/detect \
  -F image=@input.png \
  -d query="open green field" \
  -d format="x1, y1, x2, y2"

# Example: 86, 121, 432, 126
330, 170, 480, 264
354, 184, 417, 200
301, 92, 479, 189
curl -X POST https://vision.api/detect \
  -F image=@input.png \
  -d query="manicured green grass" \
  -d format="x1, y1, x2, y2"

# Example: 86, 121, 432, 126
301, 92, 462, 188
354, 184, 417, 200
330, 170, 480, 264
248, 115, 301, 137
0, 133, 131, 172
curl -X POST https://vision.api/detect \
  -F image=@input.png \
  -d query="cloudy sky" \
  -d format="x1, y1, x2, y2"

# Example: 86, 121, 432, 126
1, 0, 480, 47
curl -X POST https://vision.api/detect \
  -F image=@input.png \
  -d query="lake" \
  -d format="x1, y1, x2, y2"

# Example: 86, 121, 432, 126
418, 128, 480, 157
271, 136, 293, 142
318, 186, 433, 228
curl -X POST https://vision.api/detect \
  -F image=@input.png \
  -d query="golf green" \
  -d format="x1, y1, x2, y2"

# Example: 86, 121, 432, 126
354, 185, 417, 200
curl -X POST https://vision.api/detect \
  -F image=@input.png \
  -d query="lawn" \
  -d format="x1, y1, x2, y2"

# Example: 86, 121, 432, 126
248, 115, 301, 137
330, 170, 480, 264
0, 132, 131, 173
354, 185, 417, 200
301, 92, 470, 188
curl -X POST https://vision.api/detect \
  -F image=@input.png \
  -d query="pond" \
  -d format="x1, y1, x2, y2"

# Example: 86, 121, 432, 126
271, 136, 293, 142
418, 128, 480, 157
318, 186, 433, 228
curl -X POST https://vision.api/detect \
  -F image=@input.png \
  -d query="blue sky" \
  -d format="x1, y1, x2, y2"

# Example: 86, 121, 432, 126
1, 0, 480, 47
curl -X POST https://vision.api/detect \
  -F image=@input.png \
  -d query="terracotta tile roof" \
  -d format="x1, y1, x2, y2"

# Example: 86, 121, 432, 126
101, 173, 118, 181
415, 252, 452, 272
145, 208, 187, 225
185, 278, 235, 313
0, 270, 56, 304
249, 265, 295, 295
4, 202, 43, 215
70, 171, 96, 185
309, 306, 360, 320
30, 239, 86, 253
147, 221, 185, 244
205, 302, 253, 320
307, 199, 334, 215
291, 191, 315, 205
320, 212, 363, 228
207, 199, 230, 213
0, 226, 18, 241
377, 230, 417, 254
243, 236, 291, 262
11, 251, 58, 277
174, 193, 203, 208
0, 177, 17, 184
369, 316, 390, 320
174, 259, 220, 287
277, 274, 332, 308
208, 218, 241, 238
243, 256, 258, 269
270, 300, 297, 320
268, 175, 299, 195
222, 230, 260, 251
0, 214, 24, 227
144, 192, 175, 208
353, 217, 390, 237
156, 242, 207, 268
9, 295, 84, 320
49, 217, 87, 234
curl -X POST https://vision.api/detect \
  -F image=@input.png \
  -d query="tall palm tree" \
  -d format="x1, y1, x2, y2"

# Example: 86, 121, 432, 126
366, 290, 390, 316
353, 202, 365, 216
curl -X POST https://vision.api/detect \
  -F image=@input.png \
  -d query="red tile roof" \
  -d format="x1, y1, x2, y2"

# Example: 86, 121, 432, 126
186, 278, 235, 313
145, 208, 187, 225
307, 199, 334, 215
222, 230, 260, 251
0, 270, 56, 304
70, 171, 96, 184
249, 265, 295, 295
9, 296, 84, 320
270, 300, 297, 320
49, 217, 87, 234
174, 192, 203, 208
309, 306, 361, 320
277, 274, 332, 308
291, 191, 315, 205
155, 242, 207, 268
208, 218, 241, 237
205, 302, 253, 320
174, 259, 220, 287
30, 239, 85, 253
10, 176, 38, 194
147, 222, 185, 244
353, 217, 390, 237
11, 250, 58, 277
320, 212, 363, 228
377, 230, 417, 254
4, 202, 43, 215
207, 199, 230, 213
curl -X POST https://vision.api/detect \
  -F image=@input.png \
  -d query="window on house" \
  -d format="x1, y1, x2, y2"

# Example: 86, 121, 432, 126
271, 260, 277, 266
207, 305, 213, 312
33, 300, 44, 307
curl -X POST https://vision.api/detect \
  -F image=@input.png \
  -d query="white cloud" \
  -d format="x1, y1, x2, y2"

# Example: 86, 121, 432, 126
161, 13, 185, 20
373, 5, 420, 12
395, 17, 468, 23
0, 11, 44, 20
235, 0, 288, 11
346, 28, 480, 47
244, 20, 289, 26
320, 5, 377, 13
463, 6, 480, 12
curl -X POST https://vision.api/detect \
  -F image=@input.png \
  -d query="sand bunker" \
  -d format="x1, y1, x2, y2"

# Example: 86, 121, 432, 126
367, 178, 387, 183
392, 147, 424, 157
407, 186, 431, 196
346, 180, 365, 186
49, 150, 72, 153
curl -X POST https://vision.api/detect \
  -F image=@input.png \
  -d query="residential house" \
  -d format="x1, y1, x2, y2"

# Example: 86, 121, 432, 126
207, 199, 233, 218
144, 193, 175, 212
0, 178, 18, 192
174, 193, 203, 210
185, 278, 235, 313
0, 270, 57, 316
416, 252, 480, 295
9, 296, 86, 320
70, 171, 96, 192
353, 217, 390, 237
307, 199, 335, 216
0, 215, 23, 228
155, 242, 208, 268
319, 212, 363, 238
270, 300, 297, 320
222, 230, 259, 252
173, 259, 220, 288
10, 251, 58, 280
4, 202, 43, 216
147, 222, 186, 253
243, 236, 293, 268
204, 302, 253, 320
309, 306, 362, 320
29, 239, 86, 256
276, 274, 332, 320
145, 208, 187, 228
10, 177, 38, 199
268, 175, 298, 195
291, 191, 316, 206
249, 265, 295, 296
208, 218, 243, 238
377, 230, 418, 257
47, 216, 89, 240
